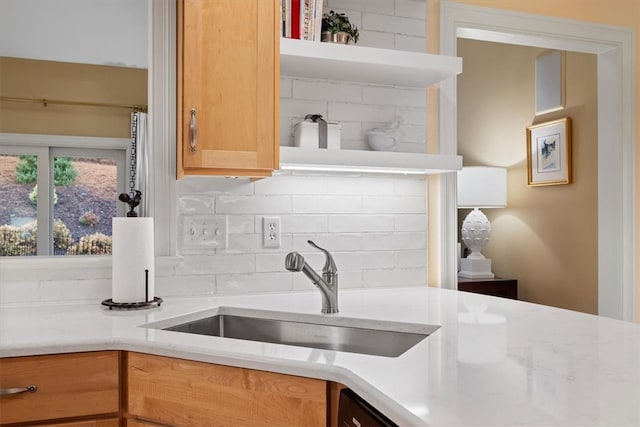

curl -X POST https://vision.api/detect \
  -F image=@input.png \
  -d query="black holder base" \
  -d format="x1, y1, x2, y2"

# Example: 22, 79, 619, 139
101, 297, 163, 310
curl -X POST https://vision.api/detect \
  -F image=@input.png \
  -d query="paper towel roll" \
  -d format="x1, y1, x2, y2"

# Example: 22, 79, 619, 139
112, 217, 155, 303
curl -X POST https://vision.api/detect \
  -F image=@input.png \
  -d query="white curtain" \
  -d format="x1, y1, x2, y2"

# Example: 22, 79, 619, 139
130, 111, 149, 217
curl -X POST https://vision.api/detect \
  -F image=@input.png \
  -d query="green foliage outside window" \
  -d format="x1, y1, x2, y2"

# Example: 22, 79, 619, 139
15, 155, 77, 186
0, 220, 73, 256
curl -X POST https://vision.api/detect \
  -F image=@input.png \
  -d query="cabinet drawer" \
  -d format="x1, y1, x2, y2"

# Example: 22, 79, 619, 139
41, 418, 120, 427
0, 351, 119, 424
127, 352, 327, 427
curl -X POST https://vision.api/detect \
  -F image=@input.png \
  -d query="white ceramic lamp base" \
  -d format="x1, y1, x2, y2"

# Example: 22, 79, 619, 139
460, 208, 495, 279
459, 257, 494, 279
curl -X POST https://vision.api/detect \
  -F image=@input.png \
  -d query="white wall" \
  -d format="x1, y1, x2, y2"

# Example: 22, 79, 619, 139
0, 0, 147, 68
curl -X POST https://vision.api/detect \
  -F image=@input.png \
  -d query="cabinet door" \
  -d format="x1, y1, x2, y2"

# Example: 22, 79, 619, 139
178, 0, 279, 178
0, 351, 119, 424
41, 418, 120, 427
127, 352, 327, 427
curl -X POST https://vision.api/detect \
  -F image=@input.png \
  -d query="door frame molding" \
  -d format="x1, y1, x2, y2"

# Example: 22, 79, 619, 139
439, 1, 636, 321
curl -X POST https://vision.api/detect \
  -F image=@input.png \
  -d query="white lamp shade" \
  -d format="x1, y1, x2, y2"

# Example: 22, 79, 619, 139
457, 167, 507, 208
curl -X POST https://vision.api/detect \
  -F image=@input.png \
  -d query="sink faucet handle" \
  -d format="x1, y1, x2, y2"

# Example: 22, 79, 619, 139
307, 240, 337, 275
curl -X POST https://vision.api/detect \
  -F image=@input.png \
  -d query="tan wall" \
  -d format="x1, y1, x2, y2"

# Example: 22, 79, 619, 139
429, 0, 640, 320
0, 57, 147, 138
457, 40, 598, 314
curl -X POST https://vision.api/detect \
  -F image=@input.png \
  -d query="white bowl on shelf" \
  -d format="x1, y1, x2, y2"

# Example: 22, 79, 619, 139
366, 131, 400, 152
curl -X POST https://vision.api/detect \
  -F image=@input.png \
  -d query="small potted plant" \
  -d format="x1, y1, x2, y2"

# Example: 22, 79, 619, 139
321, 10, 359, 44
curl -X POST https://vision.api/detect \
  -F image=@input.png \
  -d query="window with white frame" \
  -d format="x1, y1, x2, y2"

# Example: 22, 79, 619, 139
0, 134, 128, 256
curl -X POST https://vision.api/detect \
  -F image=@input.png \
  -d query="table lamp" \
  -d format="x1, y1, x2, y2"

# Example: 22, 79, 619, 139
457, 166, 507, 279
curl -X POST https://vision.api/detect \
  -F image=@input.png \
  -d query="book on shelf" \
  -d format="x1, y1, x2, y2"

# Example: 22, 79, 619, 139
280, 0, 323, 41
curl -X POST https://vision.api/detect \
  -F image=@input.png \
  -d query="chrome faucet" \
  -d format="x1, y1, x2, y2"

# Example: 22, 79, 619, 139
285, 240, 338, 314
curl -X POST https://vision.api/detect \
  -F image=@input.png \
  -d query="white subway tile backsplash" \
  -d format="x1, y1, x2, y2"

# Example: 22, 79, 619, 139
362, 13, 425, 37
228, 215, 255, 234
293, 195, 362, 214
393, 177, 426, 196
280, 98, 327, 118
363, 87, 426, 108
156, 275, 216, 296
216, 272, 293, 295
177, 177, 253, 195
254, 175, 328, 195
395, 34, 426, 53
177, 254, 256, 275
326, 176, 394, 195
328, 102, 395, 123
280, 77, 293, 98
280, 116, 295, 146
328, 215, 394, 233
357, 30, 395, 49
281, 215, 329, 233
328, 0, 394, 15
293, 233, 364, 252
395, 0, 427, 19
339, 121, 363, 140
222, 233, 294, 255
395, 107, 427, 125
363, 268, 426, 287
397, 123, 427, 144
361, 232, 425, 251
216, 195, 292, 214
255, 253, 289, 273
394, 250, 426, 268
394, 215, 426, 232
178, 195, 215, 214
336, 251, 395, 270
293, 80, 362, 103
363, 196, 425, 214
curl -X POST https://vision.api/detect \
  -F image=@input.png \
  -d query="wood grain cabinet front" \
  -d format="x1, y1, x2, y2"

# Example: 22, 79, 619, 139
177, 0, 279, 178
0, 351, 120, 425
125, 352, 327, 427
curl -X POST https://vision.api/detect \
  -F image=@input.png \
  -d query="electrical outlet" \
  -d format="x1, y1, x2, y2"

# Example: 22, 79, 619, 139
262, 216, 281, 248
182, 215, 227, 249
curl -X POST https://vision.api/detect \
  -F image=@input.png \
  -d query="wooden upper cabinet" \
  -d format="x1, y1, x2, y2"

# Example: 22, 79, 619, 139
178, 0, 279, 178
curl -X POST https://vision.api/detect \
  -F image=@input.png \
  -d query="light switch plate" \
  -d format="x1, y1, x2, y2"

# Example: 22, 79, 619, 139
182, 215, 227, 249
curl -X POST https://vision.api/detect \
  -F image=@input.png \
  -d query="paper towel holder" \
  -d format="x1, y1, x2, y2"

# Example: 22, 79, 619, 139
101, 269, 163, 310
101, 297, 163, 310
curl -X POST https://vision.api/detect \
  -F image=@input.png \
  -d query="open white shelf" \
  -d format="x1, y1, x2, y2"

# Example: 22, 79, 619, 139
280, 38, 462, 87
280, 147, 462, 175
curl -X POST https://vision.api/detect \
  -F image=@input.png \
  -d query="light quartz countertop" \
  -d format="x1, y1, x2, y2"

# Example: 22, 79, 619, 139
1, 286, 639, 426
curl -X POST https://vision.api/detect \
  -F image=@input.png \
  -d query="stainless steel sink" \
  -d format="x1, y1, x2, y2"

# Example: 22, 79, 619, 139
150, 307, 439, 357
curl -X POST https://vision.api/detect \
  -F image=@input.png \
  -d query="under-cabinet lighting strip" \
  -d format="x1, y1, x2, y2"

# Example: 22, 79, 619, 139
279, 164, 428, 175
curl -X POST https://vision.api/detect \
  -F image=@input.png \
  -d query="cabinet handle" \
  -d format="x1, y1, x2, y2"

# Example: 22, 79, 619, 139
189, 108, 197, 153
0, 384, 37, 397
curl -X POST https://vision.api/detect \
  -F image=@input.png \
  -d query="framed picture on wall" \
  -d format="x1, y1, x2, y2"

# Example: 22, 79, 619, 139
526, 117, 572, 186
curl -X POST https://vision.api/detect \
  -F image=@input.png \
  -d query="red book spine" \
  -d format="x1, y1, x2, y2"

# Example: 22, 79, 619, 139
291, 0, 300, 39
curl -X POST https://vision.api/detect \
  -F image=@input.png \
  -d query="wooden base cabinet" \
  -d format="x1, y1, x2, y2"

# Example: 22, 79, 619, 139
177, 0, 279, 179
0, 351, 120, 425
40, 419, 120, 427
126, 352, 327, 427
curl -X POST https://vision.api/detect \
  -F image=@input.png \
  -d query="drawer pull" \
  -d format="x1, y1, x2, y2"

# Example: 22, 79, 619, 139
189, 108, 197, 153
0, 384, 37, 396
